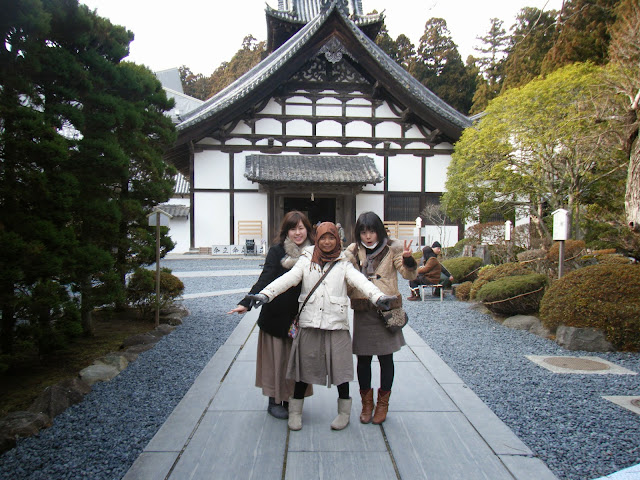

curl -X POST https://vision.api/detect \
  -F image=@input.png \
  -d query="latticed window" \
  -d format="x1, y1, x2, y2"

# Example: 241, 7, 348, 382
385, 194, 420, 221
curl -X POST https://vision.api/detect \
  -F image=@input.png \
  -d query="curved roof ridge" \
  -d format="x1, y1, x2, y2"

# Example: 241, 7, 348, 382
178, 7, 333, 130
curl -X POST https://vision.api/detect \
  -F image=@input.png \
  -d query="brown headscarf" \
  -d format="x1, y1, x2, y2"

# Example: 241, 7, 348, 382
311, 222, 342, 266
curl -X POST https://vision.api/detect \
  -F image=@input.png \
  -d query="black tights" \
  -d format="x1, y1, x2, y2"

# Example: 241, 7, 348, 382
357, 354, 394, 391
293, 381, 349, 399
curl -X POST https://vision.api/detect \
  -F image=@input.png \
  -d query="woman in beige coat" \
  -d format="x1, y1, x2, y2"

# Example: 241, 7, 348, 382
345, 212, 418, 424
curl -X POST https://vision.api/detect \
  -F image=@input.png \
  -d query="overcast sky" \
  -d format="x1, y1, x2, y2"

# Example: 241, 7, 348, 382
80, 0, 564, 75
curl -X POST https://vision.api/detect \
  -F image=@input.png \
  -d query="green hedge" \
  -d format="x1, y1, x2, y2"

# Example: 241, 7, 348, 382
539, 264, 640, 350
476, 273, 549, 316
442, 257, 483, 283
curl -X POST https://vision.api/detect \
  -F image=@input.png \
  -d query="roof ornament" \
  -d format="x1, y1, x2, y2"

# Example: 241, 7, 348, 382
319, 0, 349, 15
318, 36, 353, 63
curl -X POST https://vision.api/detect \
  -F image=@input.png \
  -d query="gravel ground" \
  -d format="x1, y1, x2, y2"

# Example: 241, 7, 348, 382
0, 256, 638, 480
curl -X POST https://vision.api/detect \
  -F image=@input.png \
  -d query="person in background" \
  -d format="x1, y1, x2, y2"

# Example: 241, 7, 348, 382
245, 222, 396, 431
407, 241, 454, 300
336, 223, 346, 247
227, 211, 314, 419
345, 212, 418, 425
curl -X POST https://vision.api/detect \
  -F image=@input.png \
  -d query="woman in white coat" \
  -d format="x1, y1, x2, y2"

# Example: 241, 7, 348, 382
246, 222, 395, 431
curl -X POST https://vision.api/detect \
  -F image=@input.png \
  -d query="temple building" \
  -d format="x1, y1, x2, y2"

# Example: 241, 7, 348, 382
162, 0, 471, 254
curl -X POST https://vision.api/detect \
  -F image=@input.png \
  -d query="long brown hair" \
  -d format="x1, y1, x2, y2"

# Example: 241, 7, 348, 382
276, 210, 315, 245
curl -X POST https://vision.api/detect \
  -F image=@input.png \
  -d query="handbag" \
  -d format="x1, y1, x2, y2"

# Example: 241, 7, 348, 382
288, 261, 337, 339
377, 308, 408, 333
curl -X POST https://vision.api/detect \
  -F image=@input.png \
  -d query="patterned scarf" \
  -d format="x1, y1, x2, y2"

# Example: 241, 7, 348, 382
311, 222, 341, 266
361, 237, 388, 277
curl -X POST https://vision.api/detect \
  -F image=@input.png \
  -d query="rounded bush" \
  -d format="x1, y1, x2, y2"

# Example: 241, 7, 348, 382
546, 239, 585, 261
476, 273, 549, 316
470, 262, 534, 299
442, 257, 483, 283
539, 264, 640, 350
454, 281, 473, 301
127, 267, 185, 318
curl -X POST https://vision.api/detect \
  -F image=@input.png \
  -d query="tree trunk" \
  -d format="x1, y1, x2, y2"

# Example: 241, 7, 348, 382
626, 132, 640, 232
0, 298, 16, 355
80, 278, 94, 336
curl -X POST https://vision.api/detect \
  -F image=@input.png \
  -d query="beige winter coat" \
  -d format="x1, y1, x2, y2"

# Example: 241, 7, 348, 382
345, 239, 418, 311
259, 246, 386, 331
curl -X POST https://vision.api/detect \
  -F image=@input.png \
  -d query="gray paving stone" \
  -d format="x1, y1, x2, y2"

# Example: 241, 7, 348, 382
236, 329, 258, 362
499, 454, 560, 480
411, 344, 465, 385
287, 386, 387, 452
209, 360, 268, 411
442, 383, 533, 456
168, 411, 286, 480
121, 451, 178, 480
285, 451, 397, 479
385, 412, 515, 479
389, 361, 459, 412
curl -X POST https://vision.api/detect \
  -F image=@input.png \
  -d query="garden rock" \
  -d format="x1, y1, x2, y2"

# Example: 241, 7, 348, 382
555, 325, 615, 352
124, 343, 155, 354
503, 315, 551, 338
94, 353, 129, 371
79, 364, 120, 386
121, 332, 160, 348
0, 411, 50, 448
28, 378, 91, 419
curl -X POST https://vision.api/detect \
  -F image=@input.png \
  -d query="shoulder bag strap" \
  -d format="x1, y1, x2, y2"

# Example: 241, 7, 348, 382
296, 261, 337, 316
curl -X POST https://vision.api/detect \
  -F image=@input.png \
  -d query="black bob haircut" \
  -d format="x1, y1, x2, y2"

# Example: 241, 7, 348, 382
354, 211, 388, 243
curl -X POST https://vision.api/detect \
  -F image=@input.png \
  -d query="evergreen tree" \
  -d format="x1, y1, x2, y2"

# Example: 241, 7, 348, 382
469, 18, 509, 114
411, 18, 475, 114
502, 7, 559, 90
208, 35, 266, 98
541, 0, 618, 74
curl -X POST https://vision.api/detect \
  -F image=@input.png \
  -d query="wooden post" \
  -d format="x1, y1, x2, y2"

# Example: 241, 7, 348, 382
558, 240, 565, 279
155, 211, 161, 328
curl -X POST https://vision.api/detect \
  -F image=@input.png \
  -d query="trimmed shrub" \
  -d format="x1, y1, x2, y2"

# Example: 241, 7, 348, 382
539, 264, 640, 350
546, 239, 585, 262
517, 248, 547, 263
127, 267, 185, 319
469, 262, 534, 299
476, 274, 549, 316
442, 257, 483, 283
454, 281, 473, 301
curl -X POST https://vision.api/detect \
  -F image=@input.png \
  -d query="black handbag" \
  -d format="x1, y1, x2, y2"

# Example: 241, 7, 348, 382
288, 261, 337, 339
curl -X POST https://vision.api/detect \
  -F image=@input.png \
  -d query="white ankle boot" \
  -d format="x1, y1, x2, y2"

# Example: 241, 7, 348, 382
288, 397, 304, 431
330, 397, 352, 430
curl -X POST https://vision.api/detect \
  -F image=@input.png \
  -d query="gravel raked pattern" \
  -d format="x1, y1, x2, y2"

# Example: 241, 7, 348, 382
0, 257, 639, 480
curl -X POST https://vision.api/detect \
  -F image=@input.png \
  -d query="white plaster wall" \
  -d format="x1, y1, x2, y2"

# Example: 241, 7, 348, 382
234, 191, 269, 245
255, 118, 282, 135
422, 225, 459, 248
374, 102, 400, 118
317, 140, 342, 148
405, 125, 426, 139
317, 120, 342, 137
387, 154, 421, 192
375, 121, 402, 138
286, 139, 313, 147
286, 119, 313, 136
230, 121, 252, 135
345, 105, 370, 117
197, 137, 221, 146
194, 151, 229, 189
194, 192, 230, 246
259, 98, 282, 115
316, 104, 341, 117
234, 152, 260, 190
225, 138, 252, 146
425, 156, 451, 192
356, 194, 384, 219
286, 104, 313, 116
345, 120, 371, 137
166, 198, 190, 254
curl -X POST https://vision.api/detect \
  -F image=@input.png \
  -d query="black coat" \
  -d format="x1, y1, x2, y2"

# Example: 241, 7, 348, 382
238, 243, 302, 338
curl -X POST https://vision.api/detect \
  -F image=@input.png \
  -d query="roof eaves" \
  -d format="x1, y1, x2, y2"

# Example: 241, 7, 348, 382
177, 8, 333, 131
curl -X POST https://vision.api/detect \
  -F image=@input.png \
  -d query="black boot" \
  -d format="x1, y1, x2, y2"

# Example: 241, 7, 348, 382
268, 397, 289, 419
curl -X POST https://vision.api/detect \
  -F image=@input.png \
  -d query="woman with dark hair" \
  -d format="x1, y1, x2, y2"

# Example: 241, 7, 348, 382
228, 211, 314, 419
345, 211, 418, 425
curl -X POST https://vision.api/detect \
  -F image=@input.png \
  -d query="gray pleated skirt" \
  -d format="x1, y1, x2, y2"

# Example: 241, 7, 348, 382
286, 328, 354, 387
255, 330, 312, 403
352, 309, 406, 356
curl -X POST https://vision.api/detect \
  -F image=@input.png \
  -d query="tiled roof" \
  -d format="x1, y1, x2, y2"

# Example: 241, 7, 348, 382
267, 0, 381, 26
177, 2, 470, 135
158, 204, 190, 217
173, 172, 190, 195
245, 154, 383, 184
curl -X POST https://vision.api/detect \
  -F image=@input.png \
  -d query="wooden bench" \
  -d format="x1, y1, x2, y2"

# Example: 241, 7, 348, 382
419, 284, 444, 302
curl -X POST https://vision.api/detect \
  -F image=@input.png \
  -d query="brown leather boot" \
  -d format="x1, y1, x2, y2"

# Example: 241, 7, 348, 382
359, 388, 374, 424
372, 389, 391, 425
